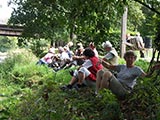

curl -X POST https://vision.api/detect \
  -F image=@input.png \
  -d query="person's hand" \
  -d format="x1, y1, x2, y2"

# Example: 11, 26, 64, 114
152, 63, 160, 70
146, 63, 160, 77
72, 56, 77, 60
96, 59, 102, 66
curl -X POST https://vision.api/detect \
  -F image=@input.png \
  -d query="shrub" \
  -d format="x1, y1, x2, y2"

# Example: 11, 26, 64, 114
0, 48, 160, 120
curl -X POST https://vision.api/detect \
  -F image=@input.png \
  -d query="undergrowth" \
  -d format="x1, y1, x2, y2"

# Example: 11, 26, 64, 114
0, 49, 160, 120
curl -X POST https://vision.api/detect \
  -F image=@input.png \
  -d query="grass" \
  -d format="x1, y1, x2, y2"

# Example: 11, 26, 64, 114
0, 48, 160, 120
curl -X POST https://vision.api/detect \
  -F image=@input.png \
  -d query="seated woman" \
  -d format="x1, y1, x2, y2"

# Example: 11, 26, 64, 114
96, 50, 153, 97
53, 46, 71, 70
36, 47, 55, 66
71, 44, 85, 66
65, 43, 85, 70
61, 48, 103, 90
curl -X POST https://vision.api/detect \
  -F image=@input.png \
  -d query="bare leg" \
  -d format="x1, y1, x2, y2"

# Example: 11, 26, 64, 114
96, 70, 104, 93
69, 76, 78, 85
100, 71, 112, 90
78, 71, 85, 84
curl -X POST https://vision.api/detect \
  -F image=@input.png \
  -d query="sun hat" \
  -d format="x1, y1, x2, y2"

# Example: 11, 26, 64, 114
67, 41, 73, 47
58, 46, 64, 52
49, 47, 55, 53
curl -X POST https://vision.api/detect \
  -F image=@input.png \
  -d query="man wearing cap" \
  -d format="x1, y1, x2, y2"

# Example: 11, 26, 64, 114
96, 41, 119, 94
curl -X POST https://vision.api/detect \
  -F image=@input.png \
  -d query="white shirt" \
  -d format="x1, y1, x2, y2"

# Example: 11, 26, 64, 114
82, 59, 92, 68
60, 51, 70, 61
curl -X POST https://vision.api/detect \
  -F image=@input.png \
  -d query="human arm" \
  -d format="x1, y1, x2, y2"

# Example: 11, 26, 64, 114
101, 58, 116, 70
140, 63, 160, 77
123, 41, 134, 47
72, 55, 85, 60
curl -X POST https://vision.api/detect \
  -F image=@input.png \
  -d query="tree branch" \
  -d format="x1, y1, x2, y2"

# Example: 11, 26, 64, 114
133, 0, 160, 15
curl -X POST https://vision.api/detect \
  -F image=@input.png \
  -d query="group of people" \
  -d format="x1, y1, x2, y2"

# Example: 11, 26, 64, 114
37, 38, 158, 98
60, 40, 158, 98
36, 41, 99, 71
125, 32, 145, 58
36, 45, 71, 71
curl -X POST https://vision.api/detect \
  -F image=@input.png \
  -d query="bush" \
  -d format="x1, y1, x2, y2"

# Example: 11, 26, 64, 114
0, 36, 17, 52
0, 48, 160, 120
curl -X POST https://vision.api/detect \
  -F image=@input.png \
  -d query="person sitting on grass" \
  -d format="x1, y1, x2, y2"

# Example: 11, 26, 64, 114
89, 42, 99, 57
36, 47, 55, 66
70, 43, 85, 66
96, 50, 153, 98
96, 41, 119, 83
61, 48, 103, 90
64, 43, 85, 71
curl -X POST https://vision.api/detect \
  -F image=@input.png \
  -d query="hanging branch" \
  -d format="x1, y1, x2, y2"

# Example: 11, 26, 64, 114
157, 51, 160, 62
133, 0, 160, 15
147, 48, 156, 73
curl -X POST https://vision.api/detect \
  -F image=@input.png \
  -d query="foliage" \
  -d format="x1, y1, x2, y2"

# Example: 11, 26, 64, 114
127, 1, 145, 31
131, 0, 160, 38
0, 48, 73, 119
121, 75, 160, 119
8, 0, 160, 58
6, 1, 131, 44
10, 86, 121, 120
0, 36, 17, 52
0, 49, 160, 119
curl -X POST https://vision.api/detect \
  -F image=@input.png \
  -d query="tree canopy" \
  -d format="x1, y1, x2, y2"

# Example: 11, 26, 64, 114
8, 0, 160, 50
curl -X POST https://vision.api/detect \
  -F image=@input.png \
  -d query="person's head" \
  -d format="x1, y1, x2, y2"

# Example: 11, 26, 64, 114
49, 47, 55, 54
124, 50, 137, 67
83, 48, 95, 58
89, 42, 95, 49
63, 46, 69, 51
58, 46, 64, 53
77, 42, 83, 49
67, 41, 73, 48
136, 32, 140, 36
78, 46, 84, 53
102, 41, 112, 51
124, 50, 137, 60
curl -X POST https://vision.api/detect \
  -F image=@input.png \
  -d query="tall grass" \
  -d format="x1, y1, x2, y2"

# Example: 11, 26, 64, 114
0, 49, 159, 120
0, 49, 59, 119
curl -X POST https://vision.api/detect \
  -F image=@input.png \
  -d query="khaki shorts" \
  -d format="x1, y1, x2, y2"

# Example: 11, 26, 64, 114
109, 75, 131, 97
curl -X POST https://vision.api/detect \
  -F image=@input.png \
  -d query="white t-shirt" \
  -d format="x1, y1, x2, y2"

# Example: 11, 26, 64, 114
60, 51, 70, 60
73, 59, 92, 77
82, 59, 92, 68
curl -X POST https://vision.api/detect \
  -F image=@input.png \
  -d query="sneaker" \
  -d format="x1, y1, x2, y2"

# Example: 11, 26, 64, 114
60, 84, 72, 91
69, 70, 74, 76
76, 83, 86, 88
